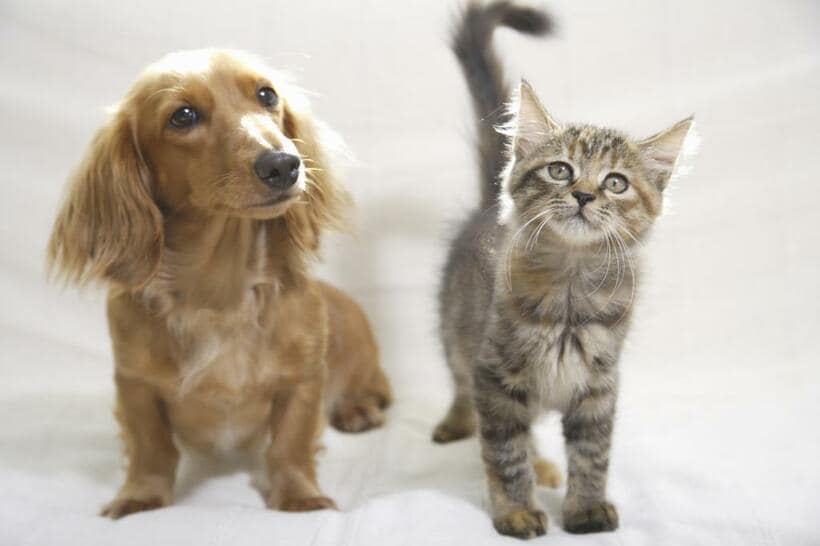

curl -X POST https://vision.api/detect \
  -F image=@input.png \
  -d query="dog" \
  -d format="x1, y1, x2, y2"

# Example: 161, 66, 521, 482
47, 49, 392, 518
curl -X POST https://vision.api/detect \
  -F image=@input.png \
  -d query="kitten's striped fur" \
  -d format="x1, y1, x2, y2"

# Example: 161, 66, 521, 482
434, 1, 693, 538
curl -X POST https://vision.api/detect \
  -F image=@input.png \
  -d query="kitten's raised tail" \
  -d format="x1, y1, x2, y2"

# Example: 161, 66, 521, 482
452, 1, 553, 209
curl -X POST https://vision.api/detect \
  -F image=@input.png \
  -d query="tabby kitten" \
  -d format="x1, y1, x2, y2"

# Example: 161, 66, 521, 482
433, 1, 694, 539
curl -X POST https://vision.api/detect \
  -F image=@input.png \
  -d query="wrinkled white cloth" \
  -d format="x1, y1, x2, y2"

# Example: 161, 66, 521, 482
1, 0, 819, 544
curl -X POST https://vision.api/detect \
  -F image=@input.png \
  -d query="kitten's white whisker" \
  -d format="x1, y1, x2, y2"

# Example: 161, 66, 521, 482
588, 230, 613, 297
525, 210, 557, 251
609, 230, 636, 326
503, 208, 554, 290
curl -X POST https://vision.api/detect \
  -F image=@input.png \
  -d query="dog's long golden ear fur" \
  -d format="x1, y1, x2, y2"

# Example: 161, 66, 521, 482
47, 111, 163, 287
282, 91, 350, 254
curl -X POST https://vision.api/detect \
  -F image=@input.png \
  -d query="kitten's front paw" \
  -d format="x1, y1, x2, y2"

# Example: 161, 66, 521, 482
493, 508, 548, 539
563, 501, 619, 534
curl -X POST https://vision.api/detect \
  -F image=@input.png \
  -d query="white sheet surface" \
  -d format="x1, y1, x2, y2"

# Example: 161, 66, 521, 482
1, 0, 819, 544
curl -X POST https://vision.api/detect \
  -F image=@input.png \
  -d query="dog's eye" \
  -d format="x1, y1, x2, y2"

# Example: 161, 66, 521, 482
547, 161, 573, 181
168, 106, 199, 129
603, 173, 629, 194
257, 87, 278, 108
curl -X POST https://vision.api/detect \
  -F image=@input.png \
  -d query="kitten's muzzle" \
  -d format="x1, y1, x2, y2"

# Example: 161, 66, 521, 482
571, 190, 596, 207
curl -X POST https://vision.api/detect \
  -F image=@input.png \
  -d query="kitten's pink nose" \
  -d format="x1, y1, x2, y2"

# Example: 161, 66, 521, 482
572, 191, 595, 207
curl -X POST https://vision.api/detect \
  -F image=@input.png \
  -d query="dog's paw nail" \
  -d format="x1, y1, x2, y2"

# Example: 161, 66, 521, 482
101, 496, 166, 519
279, 495, 337, 512
331, 400, 384, 433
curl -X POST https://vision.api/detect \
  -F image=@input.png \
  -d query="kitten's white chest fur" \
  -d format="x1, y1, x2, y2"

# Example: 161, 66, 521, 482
515, 289, 620, 413
513, 257, 629, 412
515, 322, 588, 411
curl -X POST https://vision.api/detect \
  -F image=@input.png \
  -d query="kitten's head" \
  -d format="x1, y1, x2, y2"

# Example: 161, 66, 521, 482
499, 80, 694, 247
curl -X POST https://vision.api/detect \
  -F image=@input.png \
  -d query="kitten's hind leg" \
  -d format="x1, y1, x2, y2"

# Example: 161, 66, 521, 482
433, 386, 476, 443
433, 348, 476, 443
530, 441, 562, 488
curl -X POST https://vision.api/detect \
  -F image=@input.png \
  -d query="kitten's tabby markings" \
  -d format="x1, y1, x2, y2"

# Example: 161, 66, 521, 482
435, 1, 693, 539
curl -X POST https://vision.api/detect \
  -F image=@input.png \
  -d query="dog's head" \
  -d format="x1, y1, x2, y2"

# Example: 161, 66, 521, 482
49, 49, 348, 287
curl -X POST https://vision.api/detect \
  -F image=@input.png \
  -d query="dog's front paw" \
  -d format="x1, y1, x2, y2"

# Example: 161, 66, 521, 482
563, 501, 619, 534
101, 495, 167, 519
278, 495, 337, 512
493, 508, 548, 539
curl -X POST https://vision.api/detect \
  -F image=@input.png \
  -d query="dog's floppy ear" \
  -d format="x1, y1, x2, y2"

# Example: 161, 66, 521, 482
282, 91, 350, 253
48, 110, 163, 287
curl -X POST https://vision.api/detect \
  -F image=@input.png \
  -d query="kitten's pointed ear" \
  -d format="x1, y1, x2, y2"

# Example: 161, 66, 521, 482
638, 116, 696, 190
513, 79, 561, 157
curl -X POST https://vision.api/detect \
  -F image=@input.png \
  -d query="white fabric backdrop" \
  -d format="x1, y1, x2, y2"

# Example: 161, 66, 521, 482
1, 0, 819, 544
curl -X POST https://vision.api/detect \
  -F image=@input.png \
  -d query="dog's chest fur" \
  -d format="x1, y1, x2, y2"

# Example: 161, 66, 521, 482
140, 218, 292, 450
168, 286, 275, 398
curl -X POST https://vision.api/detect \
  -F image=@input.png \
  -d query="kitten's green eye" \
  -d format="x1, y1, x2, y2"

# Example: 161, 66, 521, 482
547, 161, 573, 181
603, 173, 629, 194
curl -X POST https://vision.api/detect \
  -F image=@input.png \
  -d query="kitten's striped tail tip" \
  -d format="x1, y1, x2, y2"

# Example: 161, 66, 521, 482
494, 1, 555, 37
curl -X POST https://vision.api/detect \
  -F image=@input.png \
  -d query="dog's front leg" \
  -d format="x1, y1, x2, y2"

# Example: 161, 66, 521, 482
101, 373, 179, 519
265, 373, 335, 512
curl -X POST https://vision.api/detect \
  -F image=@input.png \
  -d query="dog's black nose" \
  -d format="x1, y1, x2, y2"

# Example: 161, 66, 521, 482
571, 190, 595, 207
254, 151, 300, 189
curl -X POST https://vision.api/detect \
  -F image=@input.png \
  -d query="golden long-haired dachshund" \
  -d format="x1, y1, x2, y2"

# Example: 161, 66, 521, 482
48, 49, 391, 518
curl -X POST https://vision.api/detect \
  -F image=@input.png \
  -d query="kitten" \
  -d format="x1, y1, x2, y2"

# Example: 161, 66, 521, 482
433, 1, 693, 538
